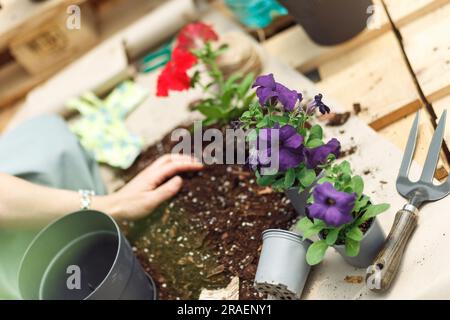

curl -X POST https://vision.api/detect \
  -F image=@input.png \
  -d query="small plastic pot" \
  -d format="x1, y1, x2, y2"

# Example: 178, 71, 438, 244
278, 0, 373, 45
254, 229, 311, 299
18, 210, 157, 300
333, 218, 385, 268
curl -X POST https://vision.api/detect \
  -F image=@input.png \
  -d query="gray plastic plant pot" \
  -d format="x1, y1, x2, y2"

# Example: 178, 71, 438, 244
18, 210, 157, 300
254, 229, 312, 300
333, 218, 385, 268
279, 0, 373, 46
285, 171, 324, 216
285, 187, 311, 217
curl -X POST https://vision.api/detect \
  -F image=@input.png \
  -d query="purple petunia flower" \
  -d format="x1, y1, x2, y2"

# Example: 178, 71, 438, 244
308, 182, 356, 227
252, 74, 302, 111
305, 138, 340, 169
252, 124, 304, 172
307, 94, 331, 115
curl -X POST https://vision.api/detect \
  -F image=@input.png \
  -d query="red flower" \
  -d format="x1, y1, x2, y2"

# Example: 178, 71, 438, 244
156, 47, 197, 97
156, 22, 218, 97
171, 46, 197, 69
176, 22, 219, 51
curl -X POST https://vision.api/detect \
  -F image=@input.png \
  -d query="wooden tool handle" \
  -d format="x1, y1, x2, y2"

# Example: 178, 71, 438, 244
366, 208, 418, 292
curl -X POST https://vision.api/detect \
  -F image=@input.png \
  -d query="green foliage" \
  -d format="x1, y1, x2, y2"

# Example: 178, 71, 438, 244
190, 43, 256, 125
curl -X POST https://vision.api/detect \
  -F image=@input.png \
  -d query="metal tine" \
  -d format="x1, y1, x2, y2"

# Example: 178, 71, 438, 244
420, 110, 447, 182
398, 111, 420, 179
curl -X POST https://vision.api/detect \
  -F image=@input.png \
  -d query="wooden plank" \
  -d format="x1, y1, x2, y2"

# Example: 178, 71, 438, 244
0, 0, 87, 51
379, 107, 449, 180
316, 31, 421, 131
93, 0, 167, 39
261, 0, 390, 73
9, 2, 98, 75
432, 95, 450, 150
400, 3, 450, 103
383, 0, 450, 26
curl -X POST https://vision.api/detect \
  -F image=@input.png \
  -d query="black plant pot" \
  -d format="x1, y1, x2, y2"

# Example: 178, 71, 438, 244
18, 210, 157, 300
279, 0, 373, 45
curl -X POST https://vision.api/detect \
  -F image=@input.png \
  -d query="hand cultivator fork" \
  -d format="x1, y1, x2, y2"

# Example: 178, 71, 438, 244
366, 110, 450, 292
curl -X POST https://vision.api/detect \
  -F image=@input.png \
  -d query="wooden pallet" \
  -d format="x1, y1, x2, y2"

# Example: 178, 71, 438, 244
0, 0, 98, 109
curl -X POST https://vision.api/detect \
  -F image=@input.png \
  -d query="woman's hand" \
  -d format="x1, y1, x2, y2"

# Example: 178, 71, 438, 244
95, 154, 203, 220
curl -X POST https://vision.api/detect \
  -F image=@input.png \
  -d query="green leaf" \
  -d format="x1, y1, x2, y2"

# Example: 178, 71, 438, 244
339, 161, 352, 176
360, 203, 390, 223
272, 178, 286, 191
302, 220, 326, 239
296, 217, 314, 233
224, 73, 242, 90
306, 240, 329, 265
309, 125, 323, 141
318, 176, 334, 184
240, 111, 251, 119
346, 226, 364, 241
306, 139, 323, 148
220, 89, 235, 109
196, 105, 224, 119
325, 228, 340, 246
256, 117, 270, 128
298, 127, 308, 137
352, 176, 364, 197
190, 70, 201, 87
238, 73, 254, 98
284, 168, 296, 189
298, 168, 316, 188
256, 174, 276, 187
353, 195, 370, 213
345, 238, 360, 257
271, 115, 289, 125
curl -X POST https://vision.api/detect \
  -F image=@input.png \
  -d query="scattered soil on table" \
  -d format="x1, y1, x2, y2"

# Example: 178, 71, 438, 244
353, 103, 362, 115
318, 112, 351, 126
339, 145, 358, 158
338, 146, 358, 158
325, 112, 351, 127
344, 275, 363, 284
121, 127, 297, 300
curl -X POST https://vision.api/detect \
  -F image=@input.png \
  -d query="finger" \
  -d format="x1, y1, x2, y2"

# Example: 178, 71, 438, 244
140, 154, 202, 180
147, 160, 203, 189
149, 154, 201, 169
145, 176, 183, 209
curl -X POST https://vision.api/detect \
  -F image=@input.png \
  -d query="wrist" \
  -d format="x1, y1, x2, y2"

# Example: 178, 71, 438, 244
92, 194, 124, 220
